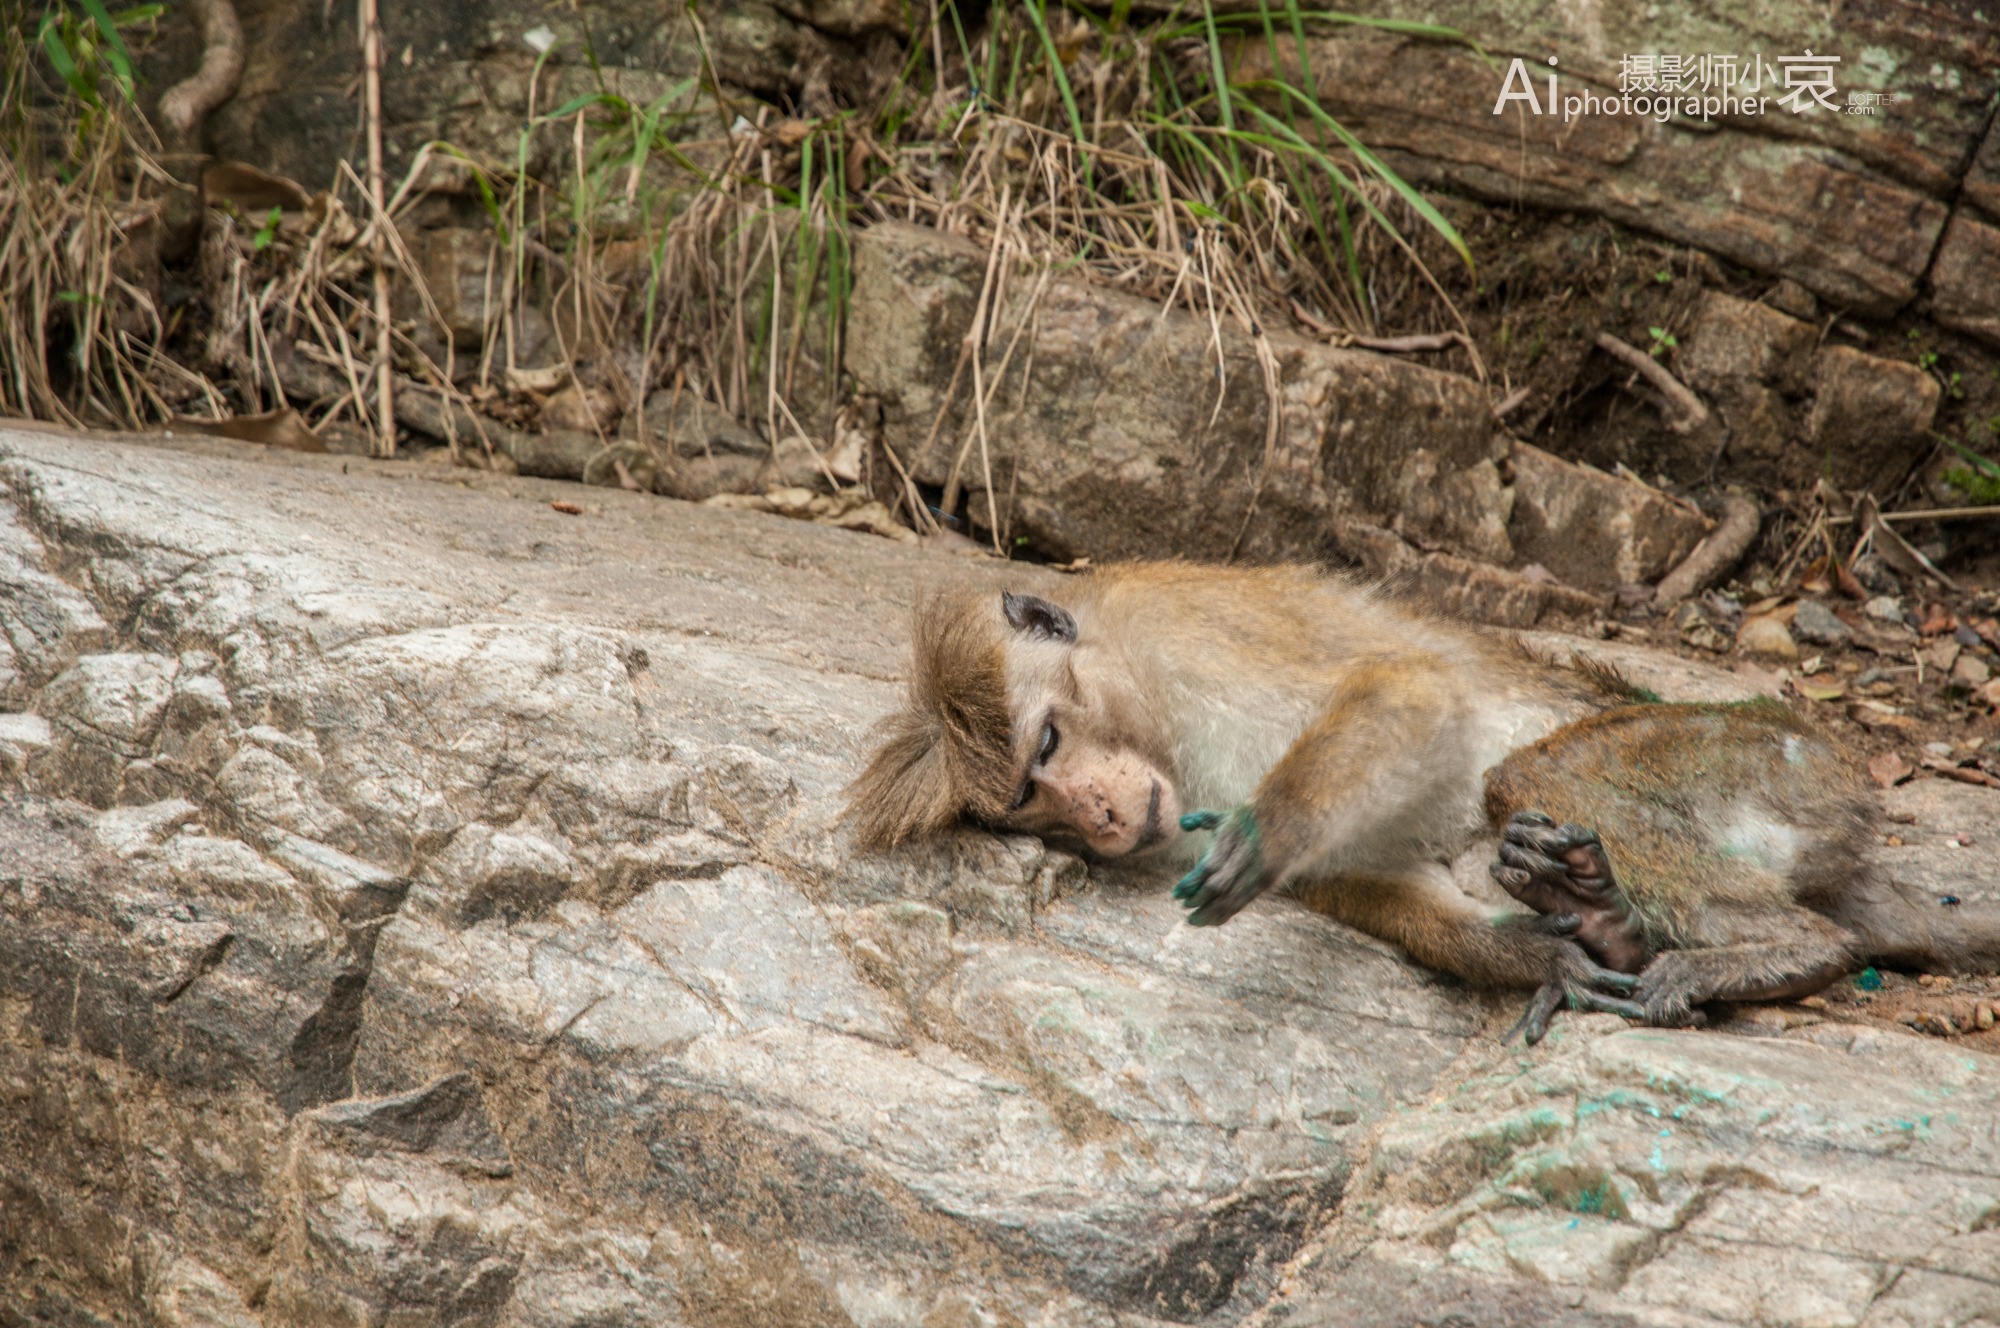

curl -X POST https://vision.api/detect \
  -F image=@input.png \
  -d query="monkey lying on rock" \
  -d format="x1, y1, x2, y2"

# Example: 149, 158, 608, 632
849, 563, 1999, 1042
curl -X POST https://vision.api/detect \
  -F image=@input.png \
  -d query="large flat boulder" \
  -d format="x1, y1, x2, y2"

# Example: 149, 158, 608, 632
0, 429, 1476, 1325
0, 428, 1993, 1326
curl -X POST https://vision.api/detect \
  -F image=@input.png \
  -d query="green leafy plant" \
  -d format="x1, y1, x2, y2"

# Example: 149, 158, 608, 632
251, 206, 282, 251
1942, 436, 2000, 505
32, 0, 161, 147
1648, 326, 1678, 358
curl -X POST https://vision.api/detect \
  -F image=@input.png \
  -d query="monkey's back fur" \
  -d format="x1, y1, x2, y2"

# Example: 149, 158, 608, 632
1485, 701, 1877, 948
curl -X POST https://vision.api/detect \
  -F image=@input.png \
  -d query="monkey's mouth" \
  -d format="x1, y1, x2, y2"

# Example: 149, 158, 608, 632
1131, 780, 1165, 852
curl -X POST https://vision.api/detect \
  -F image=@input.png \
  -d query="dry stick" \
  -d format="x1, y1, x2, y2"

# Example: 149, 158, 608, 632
1594, 331, 1707, 431
359, 0, 394, 457
157, 0, 244, 150
878, 435, 942, 537
1195, 228, 1229, 428
335, 159, 471, 454
1829, 505, 2000, 526
943, 253, 1050, 544
1654, 494, 1761, 603
939, 194, 1010, 525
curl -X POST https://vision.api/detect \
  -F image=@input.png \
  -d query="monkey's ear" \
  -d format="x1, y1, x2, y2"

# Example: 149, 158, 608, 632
1001, 591, 1077, 643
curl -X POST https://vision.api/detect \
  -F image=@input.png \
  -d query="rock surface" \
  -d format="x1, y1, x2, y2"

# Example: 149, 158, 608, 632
0, 427, 1995, 1326
1228, 0, 1998, 323
847, 222, 1514, 567
1505, 445, 1710, 593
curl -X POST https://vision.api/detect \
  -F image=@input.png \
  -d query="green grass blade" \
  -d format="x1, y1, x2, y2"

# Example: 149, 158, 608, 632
1249, 79, 1471, 268
1198, 0, 1241, 181
1022, 0, 1089, 157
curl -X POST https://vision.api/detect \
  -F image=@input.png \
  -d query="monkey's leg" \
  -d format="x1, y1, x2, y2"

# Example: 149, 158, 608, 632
1490, 811, 1652, 974
1631, 909, 1856, 1026
1298, 868, 1644, 1046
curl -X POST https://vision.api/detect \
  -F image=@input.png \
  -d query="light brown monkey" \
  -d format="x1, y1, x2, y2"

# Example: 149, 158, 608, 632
848, 563, 1998, 1040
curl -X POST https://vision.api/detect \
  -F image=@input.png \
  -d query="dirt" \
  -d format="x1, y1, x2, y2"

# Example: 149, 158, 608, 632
1745, 970, 2000, 1056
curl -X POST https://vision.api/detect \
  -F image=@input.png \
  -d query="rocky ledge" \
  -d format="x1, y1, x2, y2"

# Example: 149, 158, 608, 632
0, 427, 1994, 1327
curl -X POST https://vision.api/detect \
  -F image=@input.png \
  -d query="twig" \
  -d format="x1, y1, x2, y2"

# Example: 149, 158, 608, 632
1594, 332, 1706, 432
360, 0, 394, 458
157, 0, 244, 153
940, 193, 1010, 524
1828, 505, 2000, 526
1654, 494, 1760, 602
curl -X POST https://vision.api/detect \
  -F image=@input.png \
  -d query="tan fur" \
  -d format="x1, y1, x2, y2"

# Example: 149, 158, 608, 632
848, 584, 1017, 850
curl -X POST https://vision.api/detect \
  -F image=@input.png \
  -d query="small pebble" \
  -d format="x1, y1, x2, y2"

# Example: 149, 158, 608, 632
1736, 615, 1798, 660
1978, 1002, 1995, 1032
1792, 600, 1853, 646
1864, 596, 1905, 623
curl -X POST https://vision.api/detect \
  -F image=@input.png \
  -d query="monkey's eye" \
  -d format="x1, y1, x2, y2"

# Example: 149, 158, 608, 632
1037, 723, 1059, 765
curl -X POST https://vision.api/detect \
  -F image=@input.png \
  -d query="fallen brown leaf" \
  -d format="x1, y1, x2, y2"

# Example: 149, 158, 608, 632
1847, 701, 1916, 731
1868, 752, 1914, 789
171, 407, 325, 453
549, 501, 584, 516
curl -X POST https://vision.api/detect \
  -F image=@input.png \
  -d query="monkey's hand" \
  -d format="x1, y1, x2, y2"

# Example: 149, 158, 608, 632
1491, 811, 1651, 975
1504, 922, 1647, 1046
1174, 807, 1268, 927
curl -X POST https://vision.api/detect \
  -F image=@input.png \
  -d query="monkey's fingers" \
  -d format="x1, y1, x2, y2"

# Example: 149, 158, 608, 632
1491, 852, 1574, 915
1580, 961, 1638, 995
1506, 981, 1568, 1045
1565, 986, 1649, 1022
1172, 864, 1212, 902
1179, 810, 1225, 833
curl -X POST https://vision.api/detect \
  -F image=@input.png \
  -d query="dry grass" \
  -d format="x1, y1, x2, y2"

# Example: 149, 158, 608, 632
0, 0, 1475, 513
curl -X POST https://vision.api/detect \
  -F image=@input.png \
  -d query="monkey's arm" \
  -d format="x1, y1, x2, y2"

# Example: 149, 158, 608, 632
1175, 662, 1468, 927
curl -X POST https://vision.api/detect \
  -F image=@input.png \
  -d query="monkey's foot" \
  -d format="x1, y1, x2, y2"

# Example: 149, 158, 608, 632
1506, 936, 1646, 1046
1174, 806, 1267, 927
1491, 811, 1650, 975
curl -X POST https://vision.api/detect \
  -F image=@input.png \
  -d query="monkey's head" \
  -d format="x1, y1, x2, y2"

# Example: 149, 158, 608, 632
848, 586, 1181, 859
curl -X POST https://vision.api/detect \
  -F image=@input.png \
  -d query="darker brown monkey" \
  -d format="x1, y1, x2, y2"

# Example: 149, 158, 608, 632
1484, 701, 2000, 1034
848, 563, 1999, 1041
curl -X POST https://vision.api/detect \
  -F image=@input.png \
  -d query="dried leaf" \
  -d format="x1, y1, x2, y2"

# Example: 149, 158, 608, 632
171, 408, 325, 453
1795, 678, 1846, 702
1847, 701, 1917, 731
549, 501, 583, 516
1854, 494, 1958, 591
504, 366, 568, 394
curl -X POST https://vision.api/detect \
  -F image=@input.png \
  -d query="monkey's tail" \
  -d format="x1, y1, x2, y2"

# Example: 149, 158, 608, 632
1828, 868, 2000, 974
